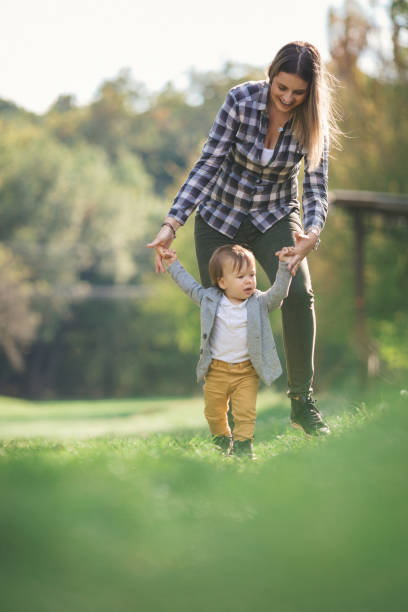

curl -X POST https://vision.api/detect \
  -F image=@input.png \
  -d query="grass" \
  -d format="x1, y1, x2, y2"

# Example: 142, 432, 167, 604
1, 384, 407, 612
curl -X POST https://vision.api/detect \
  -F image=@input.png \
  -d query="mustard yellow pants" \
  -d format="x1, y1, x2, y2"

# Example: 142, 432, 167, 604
203, 359, 260, 441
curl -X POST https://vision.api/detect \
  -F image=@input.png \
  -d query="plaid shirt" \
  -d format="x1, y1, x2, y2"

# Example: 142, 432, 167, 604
168, 80, 328, 239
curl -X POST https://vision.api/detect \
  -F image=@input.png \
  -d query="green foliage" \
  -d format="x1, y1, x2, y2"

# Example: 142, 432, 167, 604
309, 209, 357, 387
0, 118, 159, 287
143, 219, 201, 353
329, 75, 408, 194
0, 245, 39, 370
0, 116, 166, 392
372, 315, 408, 370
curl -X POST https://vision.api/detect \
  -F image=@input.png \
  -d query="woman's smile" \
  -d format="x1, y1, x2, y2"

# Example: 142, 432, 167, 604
270, 71, 309, 114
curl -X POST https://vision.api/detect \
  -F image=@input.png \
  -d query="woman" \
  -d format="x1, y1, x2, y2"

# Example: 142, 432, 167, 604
148, 41, 340, 435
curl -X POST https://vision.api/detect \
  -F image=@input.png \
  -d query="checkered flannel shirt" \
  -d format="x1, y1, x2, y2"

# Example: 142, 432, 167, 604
168, 80, 328, 239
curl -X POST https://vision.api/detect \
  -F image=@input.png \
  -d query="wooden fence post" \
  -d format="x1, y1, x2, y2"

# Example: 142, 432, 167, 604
353, 208, 369, 386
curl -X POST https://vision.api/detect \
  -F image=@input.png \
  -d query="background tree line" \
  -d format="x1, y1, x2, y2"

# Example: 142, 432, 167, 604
0, 0, 406, 398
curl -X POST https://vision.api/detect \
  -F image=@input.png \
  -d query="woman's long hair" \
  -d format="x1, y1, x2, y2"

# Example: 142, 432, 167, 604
267, 41, 341, 170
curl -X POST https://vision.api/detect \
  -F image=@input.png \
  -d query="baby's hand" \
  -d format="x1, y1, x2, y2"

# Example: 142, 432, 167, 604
159, 247, 178, 266
275, 246, 296, 262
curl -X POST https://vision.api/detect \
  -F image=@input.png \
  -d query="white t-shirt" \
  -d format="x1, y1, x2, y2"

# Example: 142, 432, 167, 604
261, 147, 275, 165
209, 294, 249, 363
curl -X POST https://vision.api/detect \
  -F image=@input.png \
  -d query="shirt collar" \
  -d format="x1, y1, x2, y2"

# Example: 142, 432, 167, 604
221, 294, 248, 308
258, 80, 270, 112
246, 80, 270, 113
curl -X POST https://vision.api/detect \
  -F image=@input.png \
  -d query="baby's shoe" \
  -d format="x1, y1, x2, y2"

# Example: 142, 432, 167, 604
229, 439, 256, 460
212, 435, 232, 454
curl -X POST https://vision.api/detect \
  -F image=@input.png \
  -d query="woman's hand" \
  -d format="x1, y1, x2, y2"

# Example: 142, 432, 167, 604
146, 218, 181, 273
275, 230, 318, 276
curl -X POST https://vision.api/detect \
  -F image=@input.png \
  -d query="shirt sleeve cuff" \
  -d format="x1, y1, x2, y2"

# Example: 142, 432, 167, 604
167, 211, 186, 226
305, 226, 321, 250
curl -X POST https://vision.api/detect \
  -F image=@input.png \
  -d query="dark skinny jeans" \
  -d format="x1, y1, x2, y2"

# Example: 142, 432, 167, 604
194, 211, 315, 397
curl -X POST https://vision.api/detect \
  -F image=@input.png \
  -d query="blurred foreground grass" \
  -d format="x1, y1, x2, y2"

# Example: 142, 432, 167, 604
1, 384, 407, 612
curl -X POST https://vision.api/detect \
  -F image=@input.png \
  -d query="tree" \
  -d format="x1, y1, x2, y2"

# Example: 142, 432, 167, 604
0, 245, 38, 371
390, 0, 408, 82
324, 0, 408, 384
328, 0, 373, 83
0, 115, 165, 395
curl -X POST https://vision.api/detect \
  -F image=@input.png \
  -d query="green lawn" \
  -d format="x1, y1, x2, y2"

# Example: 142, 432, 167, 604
1, 385, 407, 612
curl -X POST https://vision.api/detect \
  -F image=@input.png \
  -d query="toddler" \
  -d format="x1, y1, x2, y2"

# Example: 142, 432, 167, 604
162, 244, 293, 458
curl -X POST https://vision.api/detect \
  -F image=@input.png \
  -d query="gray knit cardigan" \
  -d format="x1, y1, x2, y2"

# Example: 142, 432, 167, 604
167, 260, 292, 385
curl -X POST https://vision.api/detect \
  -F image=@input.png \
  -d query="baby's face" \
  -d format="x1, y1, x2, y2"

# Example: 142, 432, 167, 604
217, 259, 257, 304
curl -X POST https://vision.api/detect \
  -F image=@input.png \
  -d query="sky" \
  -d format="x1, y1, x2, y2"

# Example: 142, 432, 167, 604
0, 0, 384, 114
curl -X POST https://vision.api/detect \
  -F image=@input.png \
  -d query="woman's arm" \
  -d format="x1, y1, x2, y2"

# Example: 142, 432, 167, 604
302, 135, 329, 234
288, 136, 329, 275
168, 88, 239, 225
147, 89, 240, 273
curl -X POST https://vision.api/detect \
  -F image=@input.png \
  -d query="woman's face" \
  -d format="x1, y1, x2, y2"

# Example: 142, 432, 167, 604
270, 71, 309, 114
